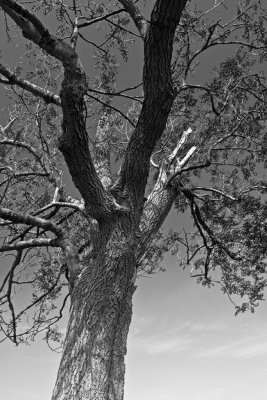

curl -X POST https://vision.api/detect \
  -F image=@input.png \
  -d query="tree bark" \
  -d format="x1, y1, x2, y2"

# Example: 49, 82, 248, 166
52, 225, 137, 400
0, 1, 188, 398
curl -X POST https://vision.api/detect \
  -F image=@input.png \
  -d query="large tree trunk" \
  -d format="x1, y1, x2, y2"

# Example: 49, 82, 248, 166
52, 225, 137, 400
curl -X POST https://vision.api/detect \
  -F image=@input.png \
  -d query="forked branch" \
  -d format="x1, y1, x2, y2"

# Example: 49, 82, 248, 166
118, 0, 147, 39
113, 0, 188, 214
0, 0, 120, 221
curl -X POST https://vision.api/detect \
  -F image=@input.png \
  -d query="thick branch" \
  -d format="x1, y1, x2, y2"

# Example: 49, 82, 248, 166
112, 0, 187, 215
58, 238, 81, 290
137, 163, 178, 261
0, 63, 61, 105
167, 128, 192, 164
94, 115, 112, 189
0, 0, 117, 220
0, 0, 47, 44
0, 238, 59, 252
138, 125, 196, 257
0, 207, 62, 236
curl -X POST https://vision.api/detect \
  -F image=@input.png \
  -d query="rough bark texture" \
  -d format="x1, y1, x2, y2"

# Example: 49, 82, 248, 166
112, 0, 188, 216
0, 0, 188, 399
52, 223, 137, 400
0, 1, 266, 399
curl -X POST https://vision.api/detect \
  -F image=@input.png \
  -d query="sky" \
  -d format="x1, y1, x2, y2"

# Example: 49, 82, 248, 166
1, 209, 267, 400
1, 1, 267, 399
1, 251, 267, 400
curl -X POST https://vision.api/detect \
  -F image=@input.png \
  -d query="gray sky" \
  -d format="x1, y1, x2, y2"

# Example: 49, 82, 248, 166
1, 249, 267, 400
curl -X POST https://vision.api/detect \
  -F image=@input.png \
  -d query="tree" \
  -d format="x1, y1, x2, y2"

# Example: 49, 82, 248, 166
0, 0, 266, 398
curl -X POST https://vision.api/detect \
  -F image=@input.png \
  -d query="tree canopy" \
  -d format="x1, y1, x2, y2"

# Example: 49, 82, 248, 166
0, 0, 266, 380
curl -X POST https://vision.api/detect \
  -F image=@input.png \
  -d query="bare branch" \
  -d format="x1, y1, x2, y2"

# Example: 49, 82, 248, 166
87, 87, 143, 104
0, 63, 61, 106
191, 187, 237, 201
0, 207, 62, 236
106, 16, 141, 39
15, 267, 63, 322
117, 0, 147, 39
165, 145, 198, 187
70, 17, 79, 49
239, 186, 267, 196
0, 139, 54, 181
167, 127, 192, 164
183, 189, 242, 261
33, 201, 84, 215
0, 0, 122, 220
211, 40, 267, 50
87, 93, 135, 127
0, 117, 17, 133
138, 162, 177, 261
0, 238, 59, 252
94, 114, 112, 189
184, 20, 221, 78
77, 9, 126, 29
179, 84, 220, 115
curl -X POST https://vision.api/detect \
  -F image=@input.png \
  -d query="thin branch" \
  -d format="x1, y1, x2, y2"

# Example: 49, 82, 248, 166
184, 20, 221, 78
184, 189, 242, 261
77, 9, 126, 29
15, 267, 63, 322
33, 201, 84, 214
87, 93, 135, 127
77, 31, 107, 53
179, 84, 220, 115
0, 139, 53, 178
115, 83, 143, 95
0, 117, 17, 133
87, 87, 143, 104
106, 17, 141, 39
211, 40, 267, 50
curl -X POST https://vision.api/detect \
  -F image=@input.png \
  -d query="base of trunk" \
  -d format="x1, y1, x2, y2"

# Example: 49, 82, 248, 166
52, 253, 136, 400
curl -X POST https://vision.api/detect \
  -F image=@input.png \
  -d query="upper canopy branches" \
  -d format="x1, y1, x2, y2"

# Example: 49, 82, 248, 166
0, 0, 189, 222
0, 0, 267, 343
112, 0, 188, 213
0, 0, 130, 221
